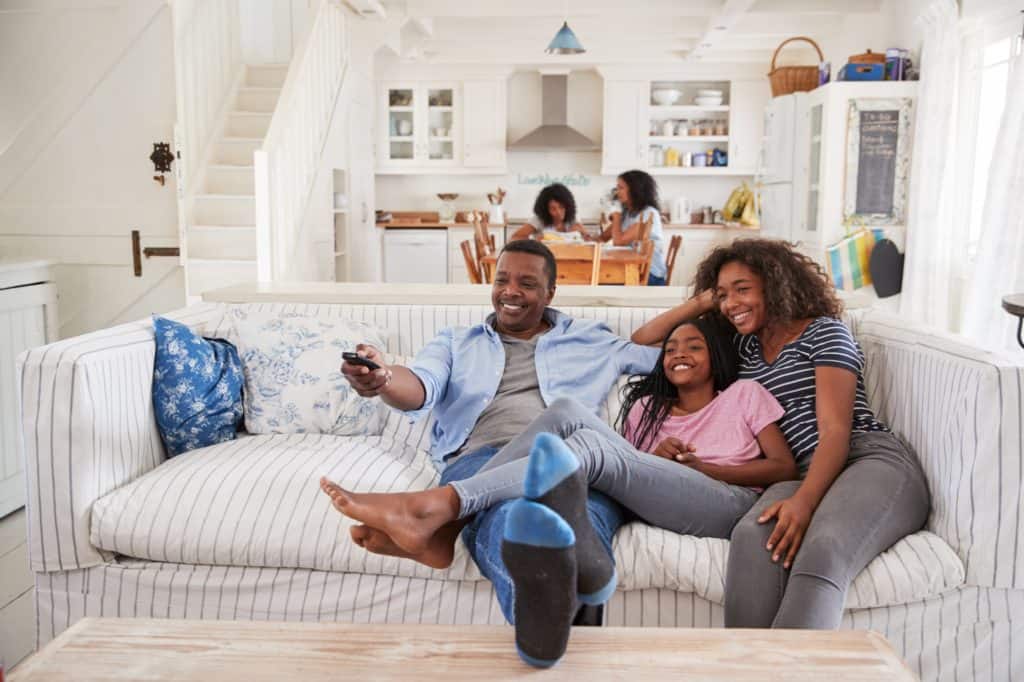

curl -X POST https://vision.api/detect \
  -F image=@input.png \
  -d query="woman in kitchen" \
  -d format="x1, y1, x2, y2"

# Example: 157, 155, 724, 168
510, 183, 592, 242
599, 170, 668, 285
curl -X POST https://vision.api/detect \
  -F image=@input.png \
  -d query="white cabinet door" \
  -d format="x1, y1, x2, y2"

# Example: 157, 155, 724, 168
379, 82, 459, 169
1, 276, 57, 517
602, 81, 648, 174
384, 230, 448, 283
729, 79, 770, 174
463, 80, 506, 169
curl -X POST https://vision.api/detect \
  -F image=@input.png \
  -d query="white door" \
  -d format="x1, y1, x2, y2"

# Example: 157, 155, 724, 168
463, 80, 507, 169
729, 79, 770, 174
380, 82, 419, 167
602, 81, 648, 174
760, 95, 795, 184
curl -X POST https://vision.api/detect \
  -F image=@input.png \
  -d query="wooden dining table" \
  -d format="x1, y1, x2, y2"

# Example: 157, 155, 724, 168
480, 246, 650, 286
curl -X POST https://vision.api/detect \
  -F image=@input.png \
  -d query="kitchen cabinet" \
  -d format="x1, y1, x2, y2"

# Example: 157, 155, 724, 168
728, 79, 770, 174
378, 82, 460, 169
603, 78, 767, 177
665, 228, 755, 288
376, 78, 508, 174
1, 260, 57, 516
462, 80, 507, 169
800, 82, 918, 259
384, 229, 449, 284
601, 80, 649, 174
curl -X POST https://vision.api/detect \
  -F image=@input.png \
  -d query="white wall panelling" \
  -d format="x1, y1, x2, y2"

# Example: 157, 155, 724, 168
0, 1, 185, 338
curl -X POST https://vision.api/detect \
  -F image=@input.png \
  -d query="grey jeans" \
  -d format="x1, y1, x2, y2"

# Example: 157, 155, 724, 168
724, 430, 931, 629
448, 397, 759, 538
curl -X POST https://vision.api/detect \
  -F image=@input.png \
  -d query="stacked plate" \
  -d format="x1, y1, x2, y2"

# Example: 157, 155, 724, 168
694, 89, 724, 107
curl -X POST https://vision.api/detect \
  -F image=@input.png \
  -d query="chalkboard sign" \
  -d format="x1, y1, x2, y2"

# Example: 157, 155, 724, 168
855, 110, 898, 215
843, 98, 913, 226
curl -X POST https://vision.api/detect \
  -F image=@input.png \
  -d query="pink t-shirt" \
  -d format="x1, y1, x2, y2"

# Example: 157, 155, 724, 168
624, 379, 784, 467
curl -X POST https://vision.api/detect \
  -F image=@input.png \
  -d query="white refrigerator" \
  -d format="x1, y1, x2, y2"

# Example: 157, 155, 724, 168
756, 93, 809, 243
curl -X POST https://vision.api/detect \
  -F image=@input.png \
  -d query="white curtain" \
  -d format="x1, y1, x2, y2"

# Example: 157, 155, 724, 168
961, 48, 1024, 354
899, 0, 961, 330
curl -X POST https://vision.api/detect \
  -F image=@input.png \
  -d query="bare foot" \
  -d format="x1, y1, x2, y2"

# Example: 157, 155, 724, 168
319, 477, 460, 555
350, 522, 468, 569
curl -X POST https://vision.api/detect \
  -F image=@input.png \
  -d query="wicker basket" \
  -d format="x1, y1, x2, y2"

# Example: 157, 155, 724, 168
768, 36, 824, 97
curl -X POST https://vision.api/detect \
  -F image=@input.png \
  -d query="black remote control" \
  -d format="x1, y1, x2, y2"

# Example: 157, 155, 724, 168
342, 351, 381, 371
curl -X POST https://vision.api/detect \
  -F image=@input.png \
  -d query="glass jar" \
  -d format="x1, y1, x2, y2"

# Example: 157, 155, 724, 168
675, 119, 689, 136
714, 121, 728, 136
649, 145, 664, 167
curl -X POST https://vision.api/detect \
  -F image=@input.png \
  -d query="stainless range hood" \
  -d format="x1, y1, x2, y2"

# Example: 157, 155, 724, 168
509, 74, 599, 151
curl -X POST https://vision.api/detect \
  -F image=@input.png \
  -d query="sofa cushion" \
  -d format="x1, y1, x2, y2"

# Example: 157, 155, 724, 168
230, 309, 390, 436
91, 430, 964, 609
151, 315, 244, 456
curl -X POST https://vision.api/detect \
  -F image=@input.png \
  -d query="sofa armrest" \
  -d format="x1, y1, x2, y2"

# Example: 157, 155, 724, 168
17, 304, 224, 573
852, 311, 1024, 589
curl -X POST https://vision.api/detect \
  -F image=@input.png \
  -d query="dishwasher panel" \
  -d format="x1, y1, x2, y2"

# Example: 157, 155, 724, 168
384, 229, 449, 283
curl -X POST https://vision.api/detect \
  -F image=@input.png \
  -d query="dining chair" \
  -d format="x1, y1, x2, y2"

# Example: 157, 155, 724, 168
460, 240, 482, 284
548, 243, 601, 285
665, 234, 683, 285
637, 240, 655, 285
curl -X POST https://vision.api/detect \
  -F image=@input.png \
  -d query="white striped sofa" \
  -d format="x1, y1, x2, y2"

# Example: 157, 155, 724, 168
17, 288, 1024, 682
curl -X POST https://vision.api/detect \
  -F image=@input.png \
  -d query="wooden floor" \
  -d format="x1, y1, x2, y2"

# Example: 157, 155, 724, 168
0, 508, 34, 672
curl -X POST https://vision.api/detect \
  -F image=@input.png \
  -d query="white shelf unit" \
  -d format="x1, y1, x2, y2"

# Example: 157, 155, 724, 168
332, 168, 350, 281
647, 80, 733, 173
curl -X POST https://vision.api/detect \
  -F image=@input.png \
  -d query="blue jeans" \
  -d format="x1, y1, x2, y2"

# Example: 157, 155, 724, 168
440, 446, 625, 624
647, 273, 667, 286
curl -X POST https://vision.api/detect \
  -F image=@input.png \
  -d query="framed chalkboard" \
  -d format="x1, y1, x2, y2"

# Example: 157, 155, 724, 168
843, 98, 914, 225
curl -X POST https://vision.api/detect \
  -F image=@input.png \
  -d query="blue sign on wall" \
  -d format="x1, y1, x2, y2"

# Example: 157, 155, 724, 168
516, 172, 592, 187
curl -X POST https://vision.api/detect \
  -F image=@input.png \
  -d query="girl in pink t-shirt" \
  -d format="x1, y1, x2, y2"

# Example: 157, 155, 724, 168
617, 317, 795, 489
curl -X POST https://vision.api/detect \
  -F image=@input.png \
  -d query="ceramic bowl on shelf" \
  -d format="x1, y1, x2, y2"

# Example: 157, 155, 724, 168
697, 89, 723, 97
652, 89, 681, 106
694, 96, 723, 107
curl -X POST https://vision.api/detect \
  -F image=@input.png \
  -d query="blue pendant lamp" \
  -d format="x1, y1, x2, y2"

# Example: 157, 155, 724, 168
545, 3, 585, 55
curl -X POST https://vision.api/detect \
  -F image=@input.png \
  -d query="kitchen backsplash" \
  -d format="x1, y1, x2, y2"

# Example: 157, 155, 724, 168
375, 151, 743, 221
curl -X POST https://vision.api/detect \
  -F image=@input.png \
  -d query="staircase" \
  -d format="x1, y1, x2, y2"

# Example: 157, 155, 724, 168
185, 64, 288, 298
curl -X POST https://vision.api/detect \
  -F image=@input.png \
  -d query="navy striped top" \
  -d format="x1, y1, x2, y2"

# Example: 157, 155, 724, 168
735, 316, 888, 470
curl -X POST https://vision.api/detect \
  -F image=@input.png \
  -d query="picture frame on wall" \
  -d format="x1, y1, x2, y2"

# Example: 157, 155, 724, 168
843, 97, 914, 226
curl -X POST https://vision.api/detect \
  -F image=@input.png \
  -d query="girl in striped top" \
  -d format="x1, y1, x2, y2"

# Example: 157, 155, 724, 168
632, 238, 930, 630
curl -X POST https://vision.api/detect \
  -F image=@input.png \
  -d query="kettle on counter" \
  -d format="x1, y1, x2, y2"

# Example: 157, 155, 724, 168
670, 197, 692, 225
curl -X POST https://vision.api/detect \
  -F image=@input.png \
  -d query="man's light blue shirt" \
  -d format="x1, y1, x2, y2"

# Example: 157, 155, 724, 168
404, 308, 660, 471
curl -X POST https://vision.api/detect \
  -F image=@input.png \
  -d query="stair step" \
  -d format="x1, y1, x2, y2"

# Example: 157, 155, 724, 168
193, 194, 255, 226
235, 87, 281, 113
225, 112, 272, 138
204, 165, 255, 194
212, 138, 261, 165
188, 226, 257, 261
187, 258, 258, 297
245, 63, 289, 88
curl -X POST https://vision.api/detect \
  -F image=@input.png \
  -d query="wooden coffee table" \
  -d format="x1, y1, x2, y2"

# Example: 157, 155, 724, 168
10, 618, 916, 681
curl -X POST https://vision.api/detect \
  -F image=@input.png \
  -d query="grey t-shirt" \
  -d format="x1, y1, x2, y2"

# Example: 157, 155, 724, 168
457, 331, 547, 456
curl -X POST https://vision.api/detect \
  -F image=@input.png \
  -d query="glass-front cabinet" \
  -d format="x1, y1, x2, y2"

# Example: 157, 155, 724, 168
380, 82, 459, 168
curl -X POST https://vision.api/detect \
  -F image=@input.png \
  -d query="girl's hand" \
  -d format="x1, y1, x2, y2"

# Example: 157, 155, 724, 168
759, 495, 814, 569
694, 288, 715, 311
653, 438, 698, 464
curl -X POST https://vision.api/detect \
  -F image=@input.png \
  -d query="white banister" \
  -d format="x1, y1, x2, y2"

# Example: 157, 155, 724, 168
170, 0, 242, 276
171, 0, 242, 197
256, 0, 348, 281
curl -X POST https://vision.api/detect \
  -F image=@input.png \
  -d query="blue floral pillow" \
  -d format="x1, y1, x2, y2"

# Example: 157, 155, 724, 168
152, 316, 244, 457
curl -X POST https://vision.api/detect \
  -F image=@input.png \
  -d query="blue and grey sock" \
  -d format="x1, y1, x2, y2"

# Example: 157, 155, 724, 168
501, 499, 577, 668
525, 432, 618, 606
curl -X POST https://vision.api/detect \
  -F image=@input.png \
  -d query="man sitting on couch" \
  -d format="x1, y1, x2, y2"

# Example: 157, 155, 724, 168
324, 239, 658, 632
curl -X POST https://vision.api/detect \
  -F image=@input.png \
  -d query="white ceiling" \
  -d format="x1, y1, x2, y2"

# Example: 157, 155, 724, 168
379, 0, 887, 66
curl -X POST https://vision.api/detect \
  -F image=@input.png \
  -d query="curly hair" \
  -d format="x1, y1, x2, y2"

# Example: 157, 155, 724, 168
694, 238, 843, 326
618, 170, 659, 216
532, 183, 577, 227
615, 316, 738, 452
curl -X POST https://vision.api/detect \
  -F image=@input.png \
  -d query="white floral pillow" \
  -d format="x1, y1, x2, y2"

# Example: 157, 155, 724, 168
230, 309, 392, 436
